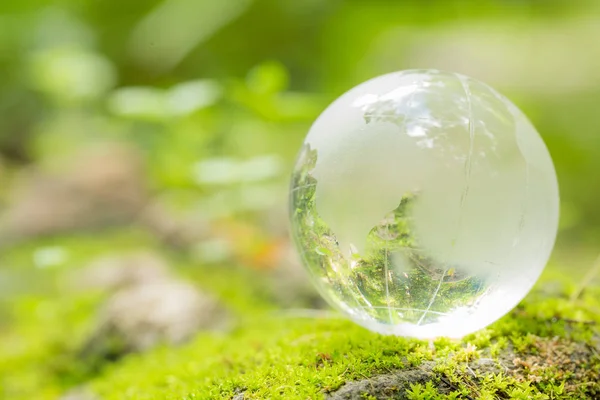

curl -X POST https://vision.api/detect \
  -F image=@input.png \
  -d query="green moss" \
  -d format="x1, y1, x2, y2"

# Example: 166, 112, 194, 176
1, 231, 600, 399
86, 279, 599, 400
0, 292, 104, 399
0, 229, 161, 399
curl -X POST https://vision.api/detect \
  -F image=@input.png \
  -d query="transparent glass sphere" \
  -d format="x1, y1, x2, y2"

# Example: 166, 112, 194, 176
289, 70, 559, 339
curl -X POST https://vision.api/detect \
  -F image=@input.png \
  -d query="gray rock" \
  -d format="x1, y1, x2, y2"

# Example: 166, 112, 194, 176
328, 336, 600, 399
81, 280, 230, 360
327, 362, 451, 400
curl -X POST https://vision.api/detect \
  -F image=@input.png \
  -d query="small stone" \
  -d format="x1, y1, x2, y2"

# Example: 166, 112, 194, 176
0, 143, 147, 245
82, 280, 230, 358
327, 362, 450, 400
470, 357, 503, 375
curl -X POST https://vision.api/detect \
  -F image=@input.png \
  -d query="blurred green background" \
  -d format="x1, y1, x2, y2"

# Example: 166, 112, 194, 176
1, 0, 599, 246
1, 0, 600, 398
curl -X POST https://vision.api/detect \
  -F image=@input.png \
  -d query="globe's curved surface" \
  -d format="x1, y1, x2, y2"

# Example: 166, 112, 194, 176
289, 69, 559, 338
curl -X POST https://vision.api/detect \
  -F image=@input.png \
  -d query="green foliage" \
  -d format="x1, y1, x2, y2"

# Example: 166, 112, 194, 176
406, 381, 440, 400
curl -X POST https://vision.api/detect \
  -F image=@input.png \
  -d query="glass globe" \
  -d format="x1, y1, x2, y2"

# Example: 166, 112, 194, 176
289, 69, 559, 339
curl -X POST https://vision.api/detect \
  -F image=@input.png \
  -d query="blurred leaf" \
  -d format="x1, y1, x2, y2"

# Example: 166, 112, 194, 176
166, 80, 222, 116
108, 80, 222, 120
108, 87, 167, 120
29, 47, 116, 103
238, 155, 282, 182
32, 247, 69, 270
231, 61, 323, 122
247, 60, 289, 94
192, 155, 282, 186
192, 157, 239, 186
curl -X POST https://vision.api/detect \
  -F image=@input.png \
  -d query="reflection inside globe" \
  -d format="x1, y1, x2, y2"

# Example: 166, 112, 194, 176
289, 70, 559, 338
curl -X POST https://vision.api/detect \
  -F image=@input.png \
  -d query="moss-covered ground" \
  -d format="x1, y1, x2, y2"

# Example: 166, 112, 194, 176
1, 231, 599, 400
